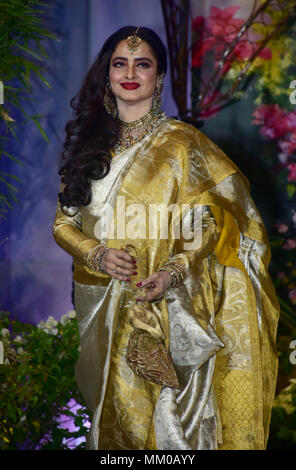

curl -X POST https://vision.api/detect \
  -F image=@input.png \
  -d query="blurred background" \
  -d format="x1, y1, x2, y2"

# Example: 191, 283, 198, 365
0, 0, 295, 450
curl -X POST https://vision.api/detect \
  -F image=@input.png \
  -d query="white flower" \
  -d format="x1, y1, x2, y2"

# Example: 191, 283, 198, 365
38, 316, 59, 335
67, 310, 76, 319
16, 347, 25, 355
14, 335, 23, 343
20, 415, 27, 423
60, 313, 69, 325
1, 328, 10, 338
4, 358, 10, 365
45, 316, 58, 328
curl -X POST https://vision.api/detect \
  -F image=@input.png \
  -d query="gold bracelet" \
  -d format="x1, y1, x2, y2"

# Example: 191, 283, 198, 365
159, 261, 188, 288
87, 245, 109, 273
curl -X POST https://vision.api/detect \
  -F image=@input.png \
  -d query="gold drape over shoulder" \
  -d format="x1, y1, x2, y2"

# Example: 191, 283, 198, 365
52, 118, 279, 450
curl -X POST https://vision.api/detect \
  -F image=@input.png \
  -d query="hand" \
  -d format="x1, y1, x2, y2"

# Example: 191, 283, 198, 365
101, 248, 137, 281
135, 271, 172, 302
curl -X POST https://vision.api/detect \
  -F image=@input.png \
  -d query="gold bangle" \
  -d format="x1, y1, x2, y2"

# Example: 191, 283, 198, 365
87, 245, 109, 273
159, 261, 188, 288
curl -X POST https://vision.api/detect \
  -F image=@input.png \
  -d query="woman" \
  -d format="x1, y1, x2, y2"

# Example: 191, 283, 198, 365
52, 26, 279, 450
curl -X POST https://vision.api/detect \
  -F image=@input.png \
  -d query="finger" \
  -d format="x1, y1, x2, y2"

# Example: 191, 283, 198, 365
110, 267, 131, 282
114, 266, 136, 277
110, 258, 137, 273
116, 260, 138, 273
113, 273, 132, 282
107, 262, 136, 277
106, 248, 136, 266
136, 273, 159, 288
116, 250, 137, 265
136, 286, 164, 302
104, 263, 129, 280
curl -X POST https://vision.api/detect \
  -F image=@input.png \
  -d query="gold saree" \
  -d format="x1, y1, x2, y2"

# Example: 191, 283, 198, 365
52, 118, 279, 450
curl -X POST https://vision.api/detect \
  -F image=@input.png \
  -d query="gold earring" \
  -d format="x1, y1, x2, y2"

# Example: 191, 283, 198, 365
103, 80, 117, 118
152, 73, 165, 112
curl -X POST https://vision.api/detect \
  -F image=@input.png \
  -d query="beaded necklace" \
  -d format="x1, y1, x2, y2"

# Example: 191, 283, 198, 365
113, 108, 167, 155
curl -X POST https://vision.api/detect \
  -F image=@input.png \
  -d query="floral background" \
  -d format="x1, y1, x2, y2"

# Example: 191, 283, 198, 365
191, 1, 296, 327
190, 0, 296, 447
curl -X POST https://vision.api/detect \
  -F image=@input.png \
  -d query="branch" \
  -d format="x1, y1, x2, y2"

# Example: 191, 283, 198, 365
196, 0, 274, 107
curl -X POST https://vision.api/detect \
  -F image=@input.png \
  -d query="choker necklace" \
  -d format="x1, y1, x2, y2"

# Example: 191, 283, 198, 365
113, 108, 167, 155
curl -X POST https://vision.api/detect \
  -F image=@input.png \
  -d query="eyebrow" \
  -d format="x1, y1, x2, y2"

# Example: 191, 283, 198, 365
112, 56, 154, 63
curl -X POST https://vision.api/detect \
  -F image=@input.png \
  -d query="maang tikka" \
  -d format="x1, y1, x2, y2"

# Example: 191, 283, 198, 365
126, 26, 141, 54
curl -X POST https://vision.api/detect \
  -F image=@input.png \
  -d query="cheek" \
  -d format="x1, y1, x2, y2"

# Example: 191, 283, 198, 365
109, 68, 121, 86
141, 70, 158, 90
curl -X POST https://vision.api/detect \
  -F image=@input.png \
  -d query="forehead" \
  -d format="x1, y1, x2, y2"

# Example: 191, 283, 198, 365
111, 39, 156, 61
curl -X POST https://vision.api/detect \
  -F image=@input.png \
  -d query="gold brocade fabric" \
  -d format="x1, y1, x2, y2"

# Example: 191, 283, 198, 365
52, 118, 279, 450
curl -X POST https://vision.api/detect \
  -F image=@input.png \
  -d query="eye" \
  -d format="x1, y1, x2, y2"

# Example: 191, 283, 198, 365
137, 62, 151, 69
113, 61, 126, 68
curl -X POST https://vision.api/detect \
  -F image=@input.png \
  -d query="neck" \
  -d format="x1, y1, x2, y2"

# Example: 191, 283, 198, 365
112, 104, 167, 155
116, 98, 153, 123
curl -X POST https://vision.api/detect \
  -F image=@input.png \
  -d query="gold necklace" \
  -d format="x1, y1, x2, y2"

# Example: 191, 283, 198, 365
113, 108, 167, 155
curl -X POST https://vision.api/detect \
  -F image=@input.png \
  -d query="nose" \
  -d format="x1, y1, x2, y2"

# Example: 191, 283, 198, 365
125, 63, 136, 80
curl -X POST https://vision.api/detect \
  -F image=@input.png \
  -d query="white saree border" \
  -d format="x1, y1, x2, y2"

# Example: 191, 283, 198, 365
74, 278, 122, 449
74, 136, 156, 450
154, 285, 224, 450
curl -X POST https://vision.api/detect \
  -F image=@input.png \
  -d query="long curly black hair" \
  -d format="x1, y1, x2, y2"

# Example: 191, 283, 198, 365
58, 26, 167, 211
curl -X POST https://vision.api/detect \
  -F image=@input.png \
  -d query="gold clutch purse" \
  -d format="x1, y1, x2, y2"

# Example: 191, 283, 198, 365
122, 245, 179, 390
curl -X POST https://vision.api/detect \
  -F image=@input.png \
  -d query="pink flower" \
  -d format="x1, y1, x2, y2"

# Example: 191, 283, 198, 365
292, 211, 296, 224
279, 140, 296, 156
278, 153, 288, 164
233, 41, 254, 61
258, 47, 272, 60
233, 42, 271, 62
191, 16, 213, 67
283, 238, 296, 250
288, 288, 296, 304
192, 40, 213, 67
279, 130, 296, 156
276, 223, 289, 233
191, 6, 272, 68
284, 113, 296, 131
277, 272, 286, 279
287, 163, 296, 182
192, 16, 206, 33
252, 105, 296, 139
207, 6, 243, 40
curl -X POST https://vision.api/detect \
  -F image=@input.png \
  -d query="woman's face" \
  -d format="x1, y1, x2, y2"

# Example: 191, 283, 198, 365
109, 39, 159, 111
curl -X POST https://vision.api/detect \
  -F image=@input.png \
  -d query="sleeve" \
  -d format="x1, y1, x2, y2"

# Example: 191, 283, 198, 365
52, 185, 100, 267
159, 205, 221, 285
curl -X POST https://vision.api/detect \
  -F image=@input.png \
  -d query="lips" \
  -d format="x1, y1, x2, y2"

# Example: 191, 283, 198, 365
120, 82, 140, 90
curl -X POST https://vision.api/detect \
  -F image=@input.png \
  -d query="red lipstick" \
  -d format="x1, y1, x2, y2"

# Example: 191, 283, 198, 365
121, 82, 140, 90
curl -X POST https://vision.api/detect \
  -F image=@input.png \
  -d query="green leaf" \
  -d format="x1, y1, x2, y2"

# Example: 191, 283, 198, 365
13, 43, 44, 62
287, 184, 296, 198
1, 151, 24, 166
30, 115, 49, 142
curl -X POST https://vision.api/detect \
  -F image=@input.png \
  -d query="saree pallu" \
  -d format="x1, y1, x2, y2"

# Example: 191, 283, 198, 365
52, 118, 279, 450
